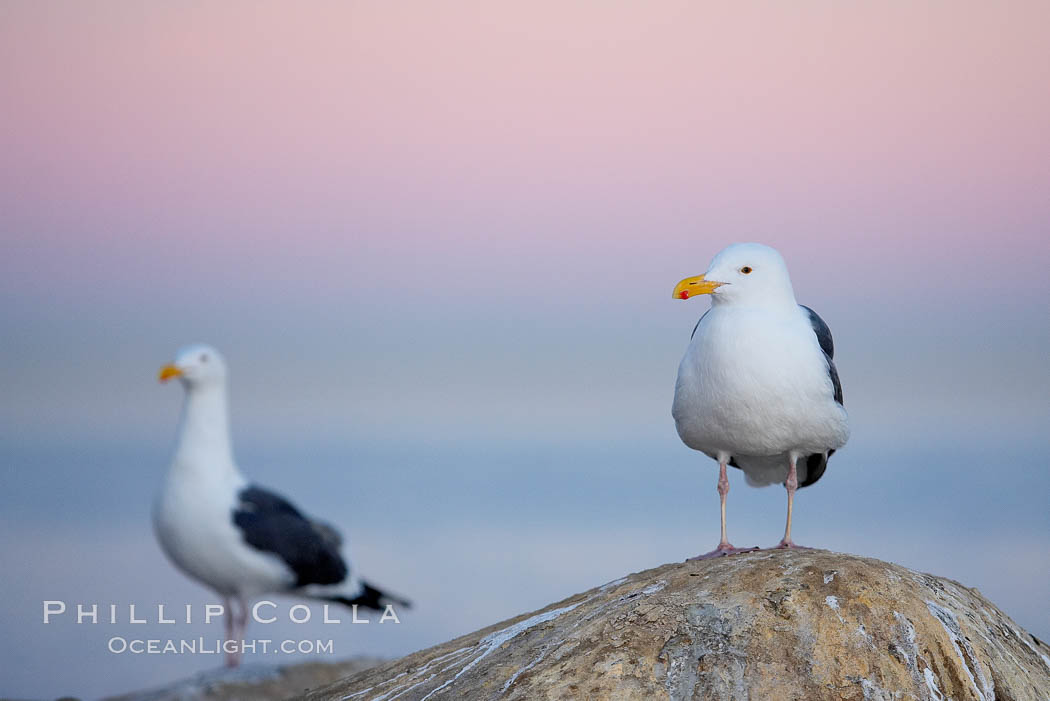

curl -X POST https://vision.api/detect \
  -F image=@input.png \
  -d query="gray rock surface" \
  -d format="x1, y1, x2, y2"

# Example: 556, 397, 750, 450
301, 550, 1050, 700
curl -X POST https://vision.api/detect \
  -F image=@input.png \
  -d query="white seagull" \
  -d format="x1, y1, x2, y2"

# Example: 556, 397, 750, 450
154, 344, 409, 667
671, 243, 849, 559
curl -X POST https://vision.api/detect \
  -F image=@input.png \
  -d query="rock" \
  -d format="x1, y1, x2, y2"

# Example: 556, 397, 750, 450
300, 550, 1050, 700
104, 657, 383, 701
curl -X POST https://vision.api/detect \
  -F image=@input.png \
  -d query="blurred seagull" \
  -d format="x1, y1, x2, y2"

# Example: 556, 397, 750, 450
671, 243, 849, 559
155, 344, 409, 666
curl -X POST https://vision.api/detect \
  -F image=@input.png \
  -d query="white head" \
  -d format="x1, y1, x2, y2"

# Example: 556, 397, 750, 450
158, 344, 228, 390
673, 243, 796, 307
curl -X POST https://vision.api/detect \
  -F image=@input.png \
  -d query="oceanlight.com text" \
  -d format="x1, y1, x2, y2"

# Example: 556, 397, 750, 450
107, 637, 335, 656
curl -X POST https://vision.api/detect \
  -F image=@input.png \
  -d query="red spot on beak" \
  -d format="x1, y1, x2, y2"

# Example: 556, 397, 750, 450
679, 290, 690, 299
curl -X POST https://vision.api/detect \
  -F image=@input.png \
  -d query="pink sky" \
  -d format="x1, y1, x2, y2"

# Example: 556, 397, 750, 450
2, 1, 1048, 309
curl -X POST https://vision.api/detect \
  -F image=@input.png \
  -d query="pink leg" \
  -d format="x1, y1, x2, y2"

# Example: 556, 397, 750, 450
222, 597, 236, 668
236, 598, 249, 639
231, 598, 249, 667
224, 598, 247, 668
223, 597, 232, 644
775, 454, 811, 550
689, 458, 759, 560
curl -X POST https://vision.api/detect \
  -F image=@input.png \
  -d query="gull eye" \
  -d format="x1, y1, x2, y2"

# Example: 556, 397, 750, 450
740, 266, 753, 275
200, 354, 208, 363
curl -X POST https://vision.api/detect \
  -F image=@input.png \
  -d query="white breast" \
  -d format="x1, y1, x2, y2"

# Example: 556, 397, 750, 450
672, 305, 849, 459
152, 463, 293, 597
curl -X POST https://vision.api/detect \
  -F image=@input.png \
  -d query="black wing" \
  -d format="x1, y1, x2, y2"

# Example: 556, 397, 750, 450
798, 305, 843, 488
233, 486, 348, 587
800, 305, 842, 405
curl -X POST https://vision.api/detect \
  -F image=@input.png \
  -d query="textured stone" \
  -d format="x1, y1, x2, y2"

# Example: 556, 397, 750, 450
301, 550, 1050, 700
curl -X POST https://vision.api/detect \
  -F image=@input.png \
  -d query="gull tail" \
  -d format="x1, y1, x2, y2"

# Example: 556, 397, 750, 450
799, 449, 834, 489
326, 581, 411, 612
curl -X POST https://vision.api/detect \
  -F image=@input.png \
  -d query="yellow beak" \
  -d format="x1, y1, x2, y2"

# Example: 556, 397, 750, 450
673, 274, 724, 300
158, 364, 182, 382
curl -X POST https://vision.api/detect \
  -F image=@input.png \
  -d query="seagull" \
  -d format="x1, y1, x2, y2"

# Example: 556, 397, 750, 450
154, 344, 409, 667
671, 243, 849, 559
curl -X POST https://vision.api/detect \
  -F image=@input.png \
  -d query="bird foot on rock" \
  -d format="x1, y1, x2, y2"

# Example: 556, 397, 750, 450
773, 539, 813, 550
688, 543, 760, 561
